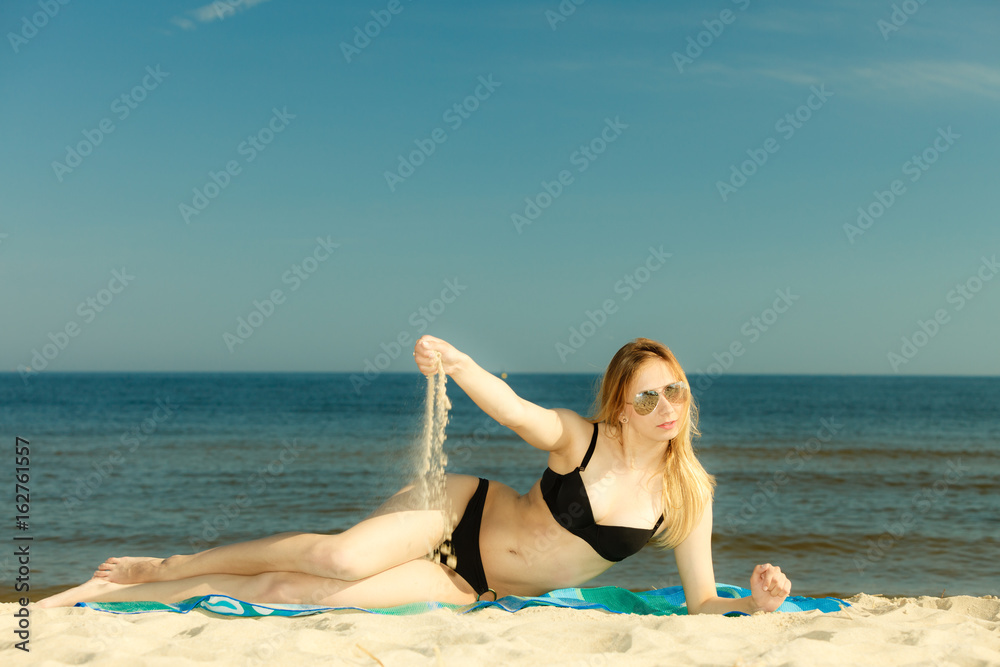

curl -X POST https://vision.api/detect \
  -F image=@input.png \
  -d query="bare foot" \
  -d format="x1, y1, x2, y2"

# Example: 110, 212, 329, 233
36, 578, 128, 608
93, 556, 164, 584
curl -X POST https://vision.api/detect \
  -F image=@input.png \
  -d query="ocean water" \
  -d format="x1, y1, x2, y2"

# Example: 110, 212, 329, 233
1, 372, 997, 602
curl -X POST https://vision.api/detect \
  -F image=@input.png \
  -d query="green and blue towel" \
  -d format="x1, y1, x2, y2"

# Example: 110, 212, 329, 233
75, 583, 850, 618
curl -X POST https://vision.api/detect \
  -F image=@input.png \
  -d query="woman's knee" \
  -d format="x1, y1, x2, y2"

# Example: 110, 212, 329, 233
303, 537, 372, 581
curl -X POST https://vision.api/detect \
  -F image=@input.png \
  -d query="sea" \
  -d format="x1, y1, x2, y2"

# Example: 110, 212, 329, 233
1, 372, 997, 603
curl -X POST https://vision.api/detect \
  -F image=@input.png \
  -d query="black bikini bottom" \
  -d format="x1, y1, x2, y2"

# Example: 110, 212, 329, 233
439, 477, 493, 599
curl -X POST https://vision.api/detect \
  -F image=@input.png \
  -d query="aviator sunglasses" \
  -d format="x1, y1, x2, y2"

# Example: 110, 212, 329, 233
632, 381, 689, 415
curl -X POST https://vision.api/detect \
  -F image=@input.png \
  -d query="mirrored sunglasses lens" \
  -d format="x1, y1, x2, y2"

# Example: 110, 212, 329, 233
664, 384, 688, 403
633, 391, 658, 415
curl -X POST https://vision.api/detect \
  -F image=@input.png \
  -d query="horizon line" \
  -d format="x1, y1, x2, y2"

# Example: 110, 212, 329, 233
3, 370, 999, 379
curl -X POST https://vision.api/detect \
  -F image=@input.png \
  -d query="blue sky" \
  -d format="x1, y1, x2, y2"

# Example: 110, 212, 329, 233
2, 0, 998, 375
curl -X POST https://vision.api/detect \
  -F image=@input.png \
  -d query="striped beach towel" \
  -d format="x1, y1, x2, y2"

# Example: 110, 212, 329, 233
76, 583, 850, 618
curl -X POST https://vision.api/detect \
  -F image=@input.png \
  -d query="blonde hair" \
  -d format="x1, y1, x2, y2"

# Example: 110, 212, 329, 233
590, 338, 716, 550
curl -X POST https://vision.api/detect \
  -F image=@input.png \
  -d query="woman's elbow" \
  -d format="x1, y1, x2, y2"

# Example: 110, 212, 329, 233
685, 595, 718, 616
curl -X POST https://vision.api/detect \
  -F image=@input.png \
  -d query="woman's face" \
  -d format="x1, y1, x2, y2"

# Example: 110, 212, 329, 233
625, 360, 685, 441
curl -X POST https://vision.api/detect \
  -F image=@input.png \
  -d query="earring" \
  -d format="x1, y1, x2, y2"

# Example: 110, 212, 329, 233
620, 416, 628, 424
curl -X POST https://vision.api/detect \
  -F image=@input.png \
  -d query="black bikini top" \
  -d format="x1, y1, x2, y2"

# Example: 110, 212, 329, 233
539, 422, 663, 562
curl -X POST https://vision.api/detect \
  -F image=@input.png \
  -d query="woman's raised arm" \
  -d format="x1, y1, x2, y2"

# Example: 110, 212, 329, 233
413, 335, 590, 453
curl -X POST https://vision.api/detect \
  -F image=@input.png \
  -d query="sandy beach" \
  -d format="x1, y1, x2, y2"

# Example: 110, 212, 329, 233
3, 593, 998, 665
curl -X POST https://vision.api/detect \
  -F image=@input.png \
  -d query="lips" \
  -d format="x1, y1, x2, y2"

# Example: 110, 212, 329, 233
658, 421, 677, 429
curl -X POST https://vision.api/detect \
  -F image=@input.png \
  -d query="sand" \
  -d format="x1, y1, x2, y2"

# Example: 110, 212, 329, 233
2, 593, 998, 666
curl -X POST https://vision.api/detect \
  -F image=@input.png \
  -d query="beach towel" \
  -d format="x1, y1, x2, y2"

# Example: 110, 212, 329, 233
75, 583, 850, 617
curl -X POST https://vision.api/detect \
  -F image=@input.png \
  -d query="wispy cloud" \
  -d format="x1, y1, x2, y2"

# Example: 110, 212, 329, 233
575, 1, 866, 35
170, 0, 274, 31
850, 61, 1000, 101
687, 59, 1000, 102
171, 16, 196, 31
749, 68, 823, 86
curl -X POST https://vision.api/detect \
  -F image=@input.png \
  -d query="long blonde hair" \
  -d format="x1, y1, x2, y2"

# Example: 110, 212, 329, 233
590, 338, 716, 550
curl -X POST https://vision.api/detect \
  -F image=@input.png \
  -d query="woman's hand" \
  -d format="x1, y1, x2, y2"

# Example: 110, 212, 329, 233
413, 335, 468, 376
749, 563, 791, 612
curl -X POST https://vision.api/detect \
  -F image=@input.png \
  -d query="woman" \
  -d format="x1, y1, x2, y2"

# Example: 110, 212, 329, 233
39, 335, 791, 613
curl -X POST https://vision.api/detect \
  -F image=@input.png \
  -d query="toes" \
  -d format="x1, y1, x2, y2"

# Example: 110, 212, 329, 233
97, 557, 122, 571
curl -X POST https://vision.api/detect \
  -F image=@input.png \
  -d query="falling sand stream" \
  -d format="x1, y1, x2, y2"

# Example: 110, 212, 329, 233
416, 354, 456, 568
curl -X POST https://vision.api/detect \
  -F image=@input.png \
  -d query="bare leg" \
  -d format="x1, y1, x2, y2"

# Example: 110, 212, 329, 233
95, 475, 481, 584
40, 558, 477, 609
95, 532, 360, 583
37, 573, 270, 608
